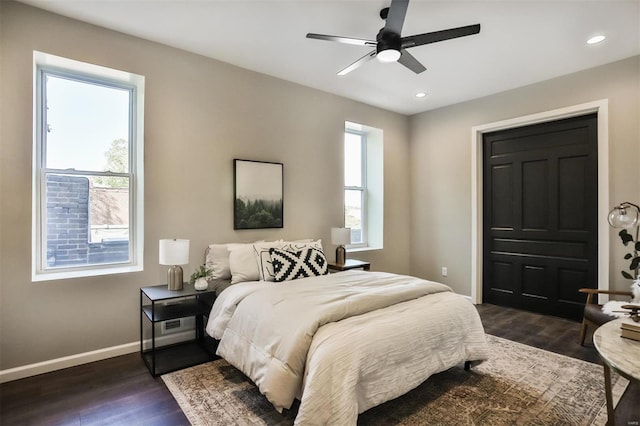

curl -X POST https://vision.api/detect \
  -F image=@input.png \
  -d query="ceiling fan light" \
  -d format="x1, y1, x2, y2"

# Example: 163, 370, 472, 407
377, 49, 401, 63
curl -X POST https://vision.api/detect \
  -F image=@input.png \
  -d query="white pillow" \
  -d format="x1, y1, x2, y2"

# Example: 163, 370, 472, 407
228, 244, 260, 284
206, 241, 263, 281
227, 241, 274, 284
205, 244, 235, 280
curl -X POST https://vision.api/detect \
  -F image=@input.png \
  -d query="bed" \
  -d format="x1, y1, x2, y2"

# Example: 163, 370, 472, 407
203, 240, 489, 425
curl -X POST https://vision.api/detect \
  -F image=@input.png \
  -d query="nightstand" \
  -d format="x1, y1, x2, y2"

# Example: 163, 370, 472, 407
328, 259, 371, 272
140, 282, 217, 376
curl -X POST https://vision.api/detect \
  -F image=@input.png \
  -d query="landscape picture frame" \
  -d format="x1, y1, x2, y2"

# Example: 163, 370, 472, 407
233, 159, 283, 230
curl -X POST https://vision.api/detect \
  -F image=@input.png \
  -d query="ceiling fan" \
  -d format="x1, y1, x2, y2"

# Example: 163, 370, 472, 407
306, 0, 480, 76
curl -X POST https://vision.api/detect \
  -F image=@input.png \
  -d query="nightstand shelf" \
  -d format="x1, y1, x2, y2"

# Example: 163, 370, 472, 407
141, 340, 216, 375
141, 299, 210, 323
328, 259, 371, 272
140, 282, 217, 376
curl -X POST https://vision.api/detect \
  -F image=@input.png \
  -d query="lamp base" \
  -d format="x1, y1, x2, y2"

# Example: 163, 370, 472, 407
167, 265, 184, 291
335, 245, 346, 265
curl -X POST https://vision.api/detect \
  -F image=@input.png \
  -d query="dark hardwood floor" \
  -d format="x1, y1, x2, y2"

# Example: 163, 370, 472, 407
1, 304, 638, 425
0, 352, 189, 425
475, 304, 639, 425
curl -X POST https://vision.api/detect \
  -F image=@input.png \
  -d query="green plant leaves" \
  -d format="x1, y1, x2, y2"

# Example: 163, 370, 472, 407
617, 228, 639, 280
619, 229, 633, 245
189, 264, 213, 284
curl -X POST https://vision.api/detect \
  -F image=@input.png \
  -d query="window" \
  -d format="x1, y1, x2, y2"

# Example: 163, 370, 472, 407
344, 122, 383, 250
33, 52, 144, 281
344, 131, 367, 245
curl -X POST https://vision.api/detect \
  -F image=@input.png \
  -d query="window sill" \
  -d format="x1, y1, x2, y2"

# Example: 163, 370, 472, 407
347, 246, 382, 254
32, 263, 143, 282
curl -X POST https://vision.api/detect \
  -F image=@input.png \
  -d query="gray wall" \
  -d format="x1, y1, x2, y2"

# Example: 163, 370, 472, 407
409, 56, 640, 296
0, 2, 411, 370
2, 0, 638, 374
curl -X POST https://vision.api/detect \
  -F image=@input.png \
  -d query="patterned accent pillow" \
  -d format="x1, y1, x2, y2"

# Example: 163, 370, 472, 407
280, 239, 323, 253
269, 247, 329, 282
254, 241, 284, 281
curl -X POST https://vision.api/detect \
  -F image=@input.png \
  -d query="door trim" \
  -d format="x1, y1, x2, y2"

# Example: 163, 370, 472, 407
471, 99, 609, 304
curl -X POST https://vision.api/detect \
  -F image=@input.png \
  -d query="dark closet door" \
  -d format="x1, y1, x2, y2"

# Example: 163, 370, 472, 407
482, 114, 598, 321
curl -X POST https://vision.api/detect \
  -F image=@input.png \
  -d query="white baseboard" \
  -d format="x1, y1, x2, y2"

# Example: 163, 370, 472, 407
0, 342, 139, 383
0, 331, 196, 383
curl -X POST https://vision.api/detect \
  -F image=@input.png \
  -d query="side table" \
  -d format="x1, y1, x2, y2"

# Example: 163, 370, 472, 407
593, 318, 640, 425
328, 259, 371, 272
140, 282, 217, 376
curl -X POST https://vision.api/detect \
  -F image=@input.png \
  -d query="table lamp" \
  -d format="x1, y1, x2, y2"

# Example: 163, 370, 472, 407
159, 239, 190, 290
331, 227, 351, 265
608, 202, 640, 230
608, 202, 640, 280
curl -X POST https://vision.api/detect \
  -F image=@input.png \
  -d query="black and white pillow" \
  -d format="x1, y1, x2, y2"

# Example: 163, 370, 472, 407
269, 247, 329, 282
253, 241, 283, 282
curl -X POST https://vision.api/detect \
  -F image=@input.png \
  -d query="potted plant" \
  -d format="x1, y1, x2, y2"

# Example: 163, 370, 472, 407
617, 228, 640, 280
190, 264, 213, 291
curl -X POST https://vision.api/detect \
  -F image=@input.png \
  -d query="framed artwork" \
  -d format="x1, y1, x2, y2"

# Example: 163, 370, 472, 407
234, 159, 283, 230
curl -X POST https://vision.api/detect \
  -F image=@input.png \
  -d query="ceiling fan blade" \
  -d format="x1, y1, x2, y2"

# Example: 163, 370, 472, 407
384, 0, 410, 35
398, 49, 426, 74
401, 24, 481, 48
306, 33, 376, 47
337, 50, 377, 76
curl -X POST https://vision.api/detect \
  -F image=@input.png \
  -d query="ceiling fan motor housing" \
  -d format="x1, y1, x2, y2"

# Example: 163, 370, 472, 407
376, 28, 401, 55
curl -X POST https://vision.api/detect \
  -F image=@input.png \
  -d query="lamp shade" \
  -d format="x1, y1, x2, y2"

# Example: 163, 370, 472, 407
331, 228, 351, 246
159, 239, 190, 265
608, 202, 640, 229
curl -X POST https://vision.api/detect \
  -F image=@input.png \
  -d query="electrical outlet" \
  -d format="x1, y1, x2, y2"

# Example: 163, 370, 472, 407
441, 267, 448, 277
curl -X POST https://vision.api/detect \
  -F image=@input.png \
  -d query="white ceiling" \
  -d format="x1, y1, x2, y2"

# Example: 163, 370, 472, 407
18, 0, 640, 115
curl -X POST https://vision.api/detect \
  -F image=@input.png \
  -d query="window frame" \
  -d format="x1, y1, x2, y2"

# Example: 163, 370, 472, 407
344, 129, 368, 248
32, 52, 145, 281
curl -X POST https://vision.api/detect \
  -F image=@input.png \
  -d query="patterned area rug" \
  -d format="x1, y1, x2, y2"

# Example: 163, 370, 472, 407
162, 335, 628, 425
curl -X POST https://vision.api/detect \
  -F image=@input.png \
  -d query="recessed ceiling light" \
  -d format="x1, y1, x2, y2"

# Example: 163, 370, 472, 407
587, 35, 605, 45
415, 92, 427, 98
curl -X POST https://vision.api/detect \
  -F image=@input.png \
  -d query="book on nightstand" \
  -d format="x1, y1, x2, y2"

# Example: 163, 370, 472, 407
620, 317, 640, 341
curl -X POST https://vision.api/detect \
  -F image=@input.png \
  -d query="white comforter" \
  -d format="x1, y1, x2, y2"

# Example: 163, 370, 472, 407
206, 270, 489, 425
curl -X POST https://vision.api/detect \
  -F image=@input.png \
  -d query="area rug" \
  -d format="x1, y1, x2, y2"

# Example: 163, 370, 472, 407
162, 335, 628, 425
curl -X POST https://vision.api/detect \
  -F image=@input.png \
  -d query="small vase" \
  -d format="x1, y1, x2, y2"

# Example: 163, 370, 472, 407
194, 277, 209, 291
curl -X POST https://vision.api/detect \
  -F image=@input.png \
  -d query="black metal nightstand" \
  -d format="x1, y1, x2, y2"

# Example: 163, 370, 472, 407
140, 282, 217, 376
328, 259, 371, 272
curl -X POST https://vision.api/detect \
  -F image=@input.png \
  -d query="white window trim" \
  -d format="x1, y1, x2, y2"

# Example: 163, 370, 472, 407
344, 129, 368, 248
344, 121, 383, 252
470, 99, 609, 304
32, 51, 145, 281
